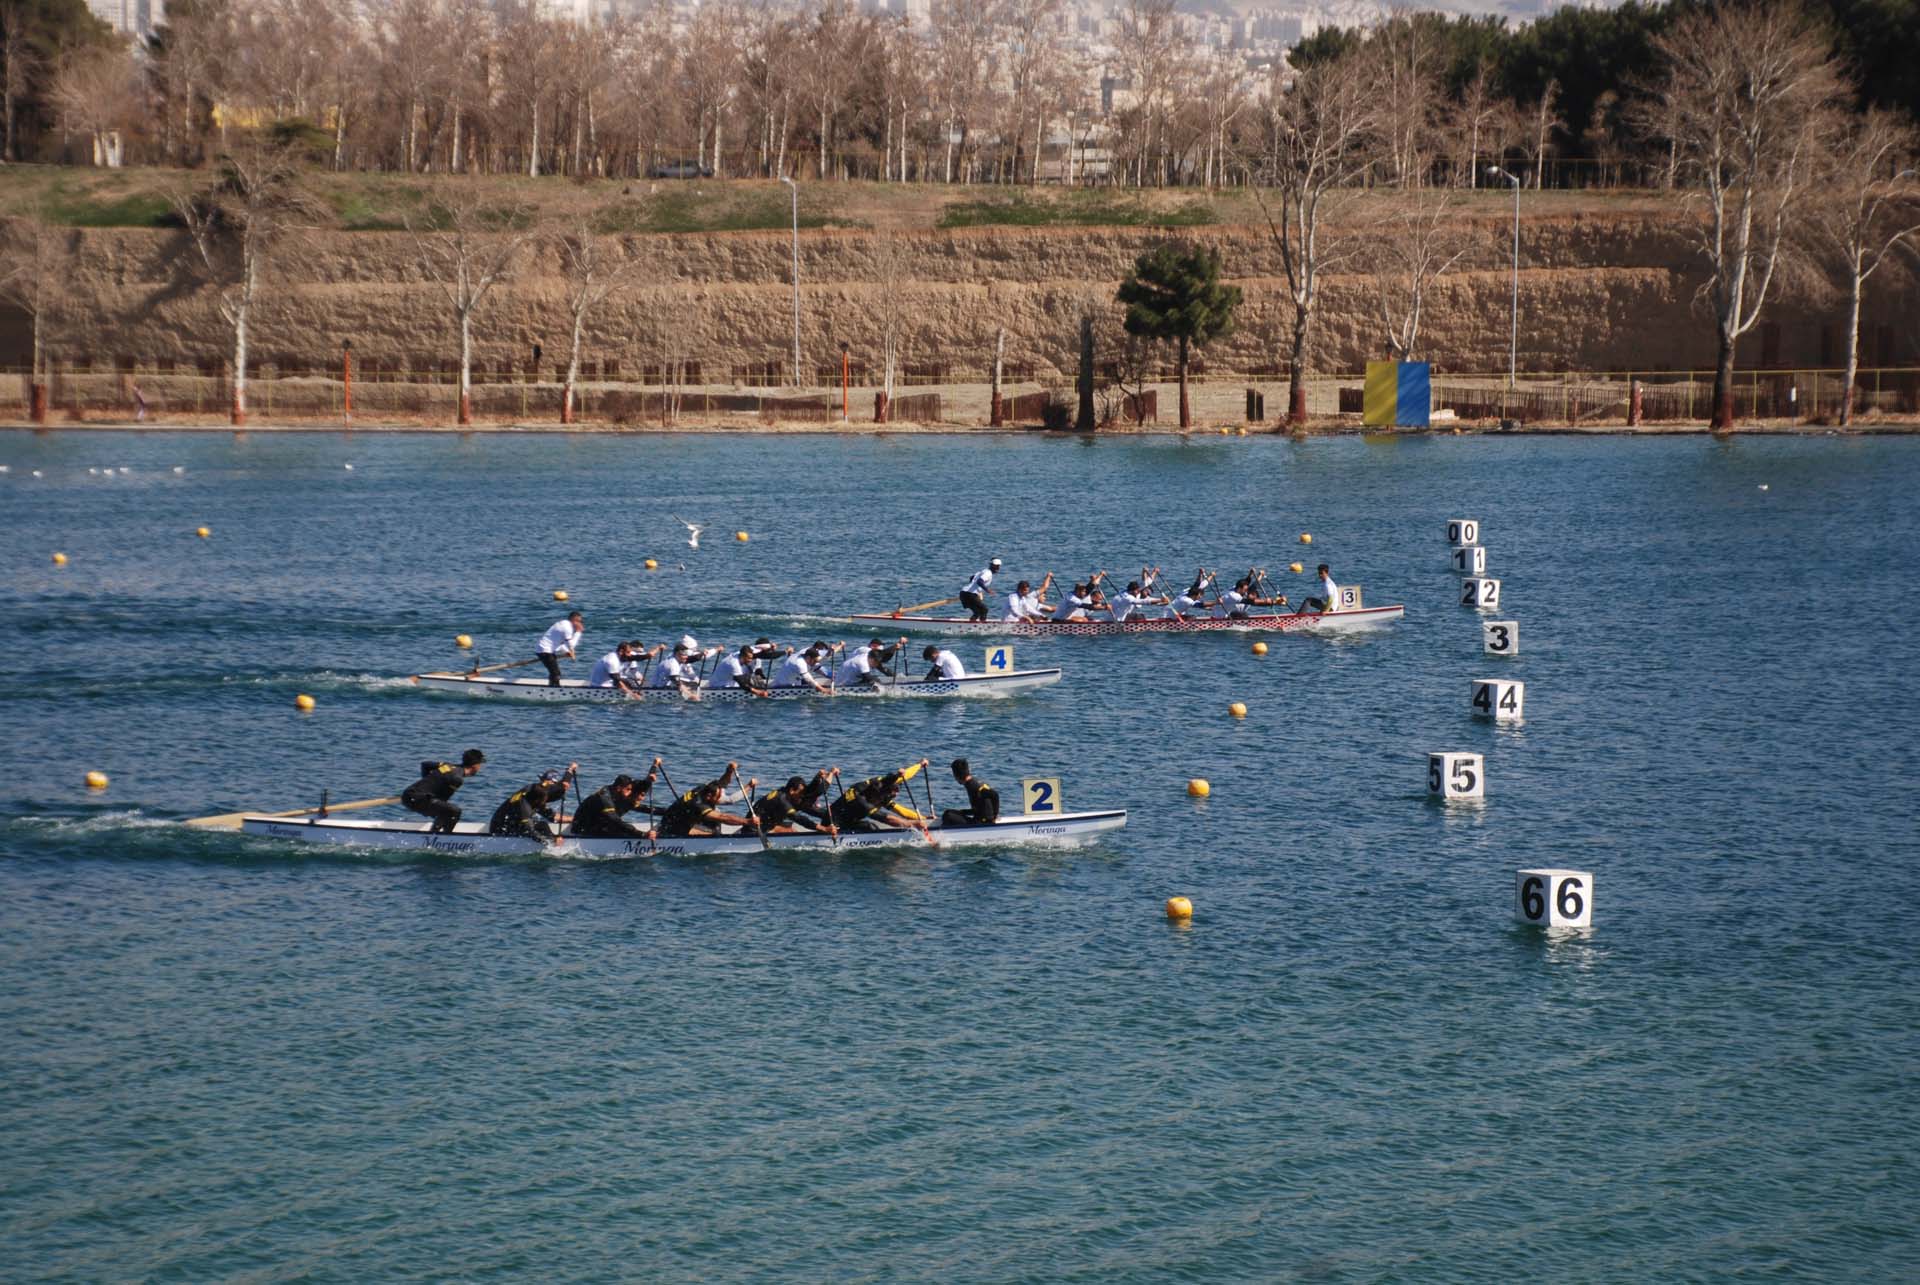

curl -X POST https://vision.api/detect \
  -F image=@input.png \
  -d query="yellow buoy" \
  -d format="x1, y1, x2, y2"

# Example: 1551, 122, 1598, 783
52, 552, 68, 565
455, 634, 473, 649
1166, 895, 1194, 920
1299, 533, 1313, 545
295, 694, 316, 712
1236, 426, 1248, 436
1218, 426, 1231, 435
1289, 561, 1304, 575
644, 558, 658, 571
195, 526, 211, 539
1229, 702, 1247, 719
85, 770, 109, 790
1252, 641, 1268, 656
735, 531, 750, 542
1187, 778, 1210, 798
553, 589, 569, 602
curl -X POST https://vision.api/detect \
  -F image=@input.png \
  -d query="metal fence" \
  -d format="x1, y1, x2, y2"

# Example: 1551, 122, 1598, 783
8, 364, 1917, 427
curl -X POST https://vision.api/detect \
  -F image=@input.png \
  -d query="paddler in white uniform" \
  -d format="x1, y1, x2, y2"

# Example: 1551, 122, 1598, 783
836, 637, 905, 687
772, 642, 835, 692
705, 644, 772, 698
960, 558, 1002, 621
1107, 578, 1168, 621
536, 610, 584, 687
588, 640, 642, 692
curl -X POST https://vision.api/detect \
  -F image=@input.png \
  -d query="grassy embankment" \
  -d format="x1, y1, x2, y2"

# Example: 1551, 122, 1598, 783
0, 165, 1676, 234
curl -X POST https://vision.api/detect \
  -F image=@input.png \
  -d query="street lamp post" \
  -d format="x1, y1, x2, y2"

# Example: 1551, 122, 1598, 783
779, 175, 801, 388
1486, 166, 1520, 395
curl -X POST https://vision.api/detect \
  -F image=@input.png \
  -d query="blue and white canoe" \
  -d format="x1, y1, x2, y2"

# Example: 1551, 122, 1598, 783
238, 809, 1127, 857
408, 668, 1061, 701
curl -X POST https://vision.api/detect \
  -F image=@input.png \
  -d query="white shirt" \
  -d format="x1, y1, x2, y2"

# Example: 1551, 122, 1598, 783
1320, 573, 1339, 609
965, 567, 996, 596
772, 653, 817, 688
1169, 592, 1205, 617
537, 618, 582, 656
1109, 591, 1152, 621
1053, 594, 1090, 621
648, 655, 696, 688
587, 649, 625, 687
1214, 589, 1247, 618
705, 654, 751, 689
929, 649, 965, 679
835, 648, 876, 685
619, 657, 650, 686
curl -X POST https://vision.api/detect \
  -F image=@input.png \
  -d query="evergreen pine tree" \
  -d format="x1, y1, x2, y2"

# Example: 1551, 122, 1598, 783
1116, 242, 1241, 429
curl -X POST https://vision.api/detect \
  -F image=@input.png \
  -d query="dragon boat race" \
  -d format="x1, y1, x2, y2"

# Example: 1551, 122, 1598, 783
5, 0, 1920, 1274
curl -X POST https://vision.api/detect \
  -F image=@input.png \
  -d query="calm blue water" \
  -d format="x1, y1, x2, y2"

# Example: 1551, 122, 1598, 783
2, 430, 1916, 1281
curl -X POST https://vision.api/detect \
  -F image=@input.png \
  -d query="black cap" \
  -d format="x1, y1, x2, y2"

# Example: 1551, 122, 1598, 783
461, 748, 486, 767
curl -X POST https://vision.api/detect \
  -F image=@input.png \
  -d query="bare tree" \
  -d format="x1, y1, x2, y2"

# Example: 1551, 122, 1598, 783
1451, 61, 1505, 189
1516, 78, 1560, 190
554, 217, 646, 424
1369, 181, 1471, 361
871, 232, 911, 421
50, 46, 142, 167
406, 180, 540, 425
1367, 11, 1440, 187
1252, 51, 1377, 424
1638, 0, 1843, 429
1807, 110, 1920, 425
173, 141, 316, 425
0, 214, 67, 424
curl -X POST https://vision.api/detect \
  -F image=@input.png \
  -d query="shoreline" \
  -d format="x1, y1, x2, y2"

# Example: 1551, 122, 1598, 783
4, 417, 1917, 437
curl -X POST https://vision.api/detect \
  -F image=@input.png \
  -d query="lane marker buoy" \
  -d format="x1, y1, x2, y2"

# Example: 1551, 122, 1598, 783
1187, 778, 1210, 798
1229, 702, 1247, 719
195, 526, 211, 539
85, 770, 109, 790
295, 694, 316, 712
553, 589, 569, 602
1252, 641, 1268, 656
1166, 896, 1193, 920
455, 634, 473, 649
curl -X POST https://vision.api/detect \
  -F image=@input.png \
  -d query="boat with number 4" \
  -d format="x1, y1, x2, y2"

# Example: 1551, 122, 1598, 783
407, 668, 1062, 701
846, 605, 1405, 637
237, 809, 1127, 856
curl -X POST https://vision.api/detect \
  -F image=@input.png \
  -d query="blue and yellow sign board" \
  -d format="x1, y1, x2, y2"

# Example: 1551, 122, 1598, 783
1363, 361, 1431, 428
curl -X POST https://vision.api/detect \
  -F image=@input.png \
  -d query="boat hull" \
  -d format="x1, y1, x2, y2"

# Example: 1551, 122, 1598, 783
845, 605, 1405, 637
409, 668, 1062, 702
237, 809, 1128, 857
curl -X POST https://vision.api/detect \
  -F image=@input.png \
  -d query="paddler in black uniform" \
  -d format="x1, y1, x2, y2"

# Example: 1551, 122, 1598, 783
659, 776, 763, 838
829, 760, 929, 833
401, 748, 485, 833
488, 766, 575, 841
571, 764, 665, 839
753, 776, 838, 835
940, 758, 1001, 828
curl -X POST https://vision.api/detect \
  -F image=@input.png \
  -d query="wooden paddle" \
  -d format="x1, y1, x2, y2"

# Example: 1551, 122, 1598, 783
185, 794, 401, 831
892, 595, 956, 618
467, 656, 542, 677
745, 779, 772, 850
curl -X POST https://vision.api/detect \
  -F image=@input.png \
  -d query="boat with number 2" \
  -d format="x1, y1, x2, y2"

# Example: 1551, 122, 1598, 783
845, 605, 1405, 637
237, 810, 1127, 856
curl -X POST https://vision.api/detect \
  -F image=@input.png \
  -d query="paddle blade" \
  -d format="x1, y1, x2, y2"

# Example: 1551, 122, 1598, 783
183, 795, 401, 830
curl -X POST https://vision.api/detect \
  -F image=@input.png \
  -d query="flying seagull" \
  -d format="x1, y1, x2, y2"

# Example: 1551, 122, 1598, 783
672, 515, 705, 549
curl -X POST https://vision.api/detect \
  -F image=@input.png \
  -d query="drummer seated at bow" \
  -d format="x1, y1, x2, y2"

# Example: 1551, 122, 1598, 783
940, 758, 1002, 829
922, 644, 966, 681
659, 765, 760, 837
570, 766, 666, 839
836, 637, 905, 687
705, 643, 773, 697
752, 775, 839, 835
829, 760, 931, 832
771, 642, 836, 692
400, 748, 485, 833
488, 765, 575, 841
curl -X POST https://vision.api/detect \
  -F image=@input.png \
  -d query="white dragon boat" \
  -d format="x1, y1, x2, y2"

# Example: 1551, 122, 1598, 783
237, 809, 1127, 857
846, 604, 1405, 638
408, 668, 1062, 701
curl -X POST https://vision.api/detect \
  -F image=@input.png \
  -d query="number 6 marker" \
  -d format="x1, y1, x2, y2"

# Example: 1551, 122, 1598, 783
1515, 868, 1593, 928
